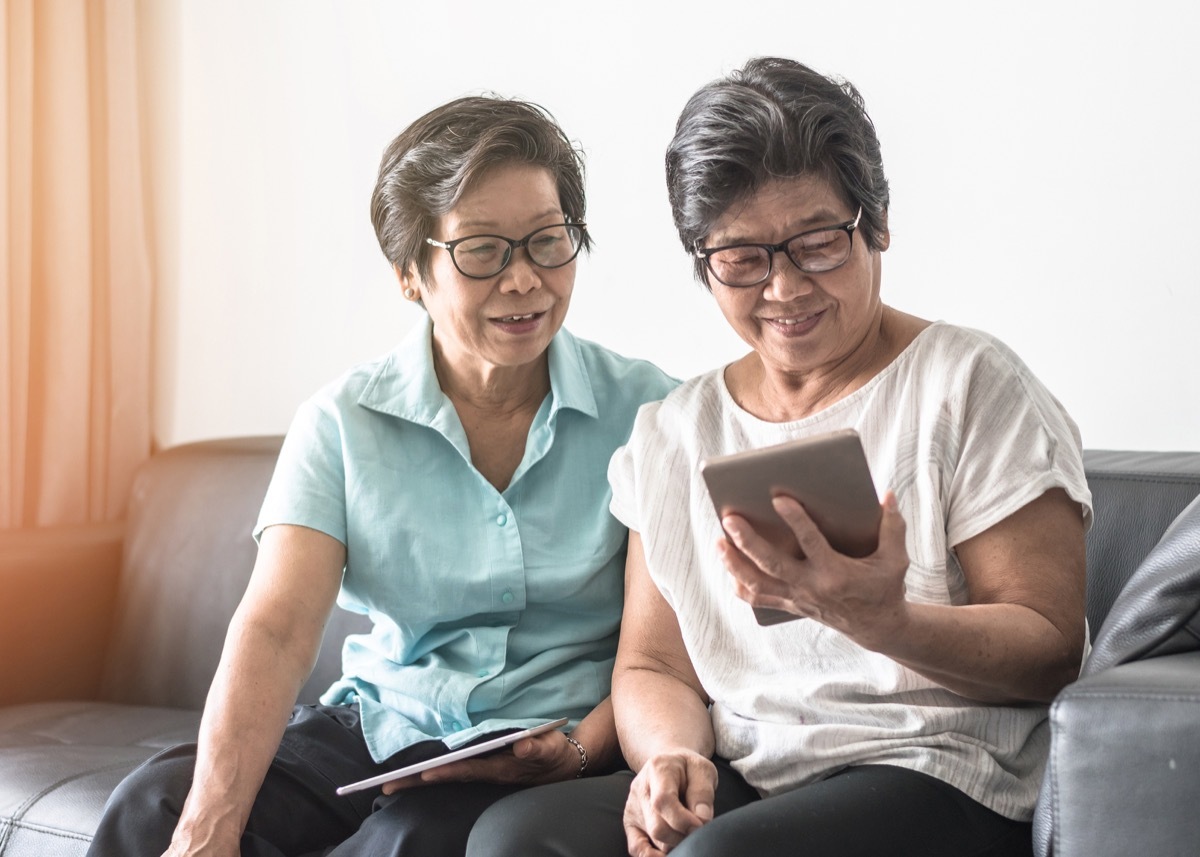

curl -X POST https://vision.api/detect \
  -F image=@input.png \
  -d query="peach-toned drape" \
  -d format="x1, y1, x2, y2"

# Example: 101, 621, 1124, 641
2, 0, 152, 528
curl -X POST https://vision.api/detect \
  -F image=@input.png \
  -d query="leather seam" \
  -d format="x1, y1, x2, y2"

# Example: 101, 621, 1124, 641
0, 817, 93, 856
0, 819, 93, 841
1058, 691, 1200, 702
1088, 472, 1200, 485
0, 758, 139, 827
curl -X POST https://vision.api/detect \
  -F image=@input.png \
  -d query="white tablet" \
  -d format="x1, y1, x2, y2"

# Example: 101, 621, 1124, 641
335, 717, 569, 795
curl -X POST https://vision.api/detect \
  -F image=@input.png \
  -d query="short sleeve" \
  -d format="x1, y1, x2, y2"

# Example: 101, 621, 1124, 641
608, 401, 666, 534
254, 397, 348, 544
944, 343, 1092, 548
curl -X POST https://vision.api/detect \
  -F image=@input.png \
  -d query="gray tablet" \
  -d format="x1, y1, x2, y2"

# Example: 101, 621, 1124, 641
699, 429, 881, 625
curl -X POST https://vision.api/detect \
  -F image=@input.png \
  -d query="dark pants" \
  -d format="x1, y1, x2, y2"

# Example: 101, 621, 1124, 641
466, 758, 1034, 857
86, 704, 526, 857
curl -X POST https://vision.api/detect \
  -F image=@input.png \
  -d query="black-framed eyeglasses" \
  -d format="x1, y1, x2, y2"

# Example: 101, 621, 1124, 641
694, 207, 863, 287
426, 222, 586, 280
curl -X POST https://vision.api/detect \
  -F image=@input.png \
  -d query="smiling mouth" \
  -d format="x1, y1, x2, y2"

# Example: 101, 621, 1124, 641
767, 310, 823, 325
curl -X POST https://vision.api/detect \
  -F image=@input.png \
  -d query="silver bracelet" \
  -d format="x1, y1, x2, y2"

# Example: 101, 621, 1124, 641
565, 734, 588, 778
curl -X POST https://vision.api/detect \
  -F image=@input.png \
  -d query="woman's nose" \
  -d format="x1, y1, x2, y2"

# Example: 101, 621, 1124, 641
761, 254, 814, 301
498, 250, 542, 294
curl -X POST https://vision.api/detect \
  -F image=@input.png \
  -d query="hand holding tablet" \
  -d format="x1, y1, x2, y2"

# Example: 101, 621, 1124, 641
336, 718, 569, 795
700, 429, 882, 625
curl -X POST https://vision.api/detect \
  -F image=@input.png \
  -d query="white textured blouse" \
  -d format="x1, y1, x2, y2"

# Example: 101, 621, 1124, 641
608, 322, 1092, 820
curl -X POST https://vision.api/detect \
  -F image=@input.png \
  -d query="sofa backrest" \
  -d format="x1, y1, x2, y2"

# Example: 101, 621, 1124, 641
100, 436, 371, 709
1079, 450, 1200, 639
98, 439, 1200, 710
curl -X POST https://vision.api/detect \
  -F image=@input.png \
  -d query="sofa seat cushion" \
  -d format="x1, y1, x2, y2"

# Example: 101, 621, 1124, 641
0, 702, 200, 857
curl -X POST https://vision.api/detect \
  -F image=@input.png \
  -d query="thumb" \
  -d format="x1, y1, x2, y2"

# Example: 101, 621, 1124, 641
512, 732, 562, 762
878, 491, 907, 555
510, 737, 539, 759
682, 756, 717, 824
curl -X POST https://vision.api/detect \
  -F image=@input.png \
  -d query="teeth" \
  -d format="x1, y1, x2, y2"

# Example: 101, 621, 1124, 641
499, 313, 536, 322
775, 312, 817, 325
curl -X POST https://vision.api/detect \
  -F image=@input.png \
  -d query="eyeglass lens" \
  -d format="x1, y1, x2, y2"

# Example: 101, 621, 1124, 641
452, 224, 583, 278
707, 227, 852, 286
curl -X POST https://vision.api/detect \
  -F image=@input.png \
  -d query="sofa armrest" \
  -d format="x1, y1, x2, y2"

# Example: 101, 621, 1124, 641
1043, 651, 1200, 857
0, 522, 124, 706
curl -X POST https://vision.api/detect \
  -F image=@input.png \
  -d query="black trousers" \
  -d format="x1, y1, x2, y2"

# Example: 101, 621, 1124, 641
86, 704, 526, 857
466, 758, 1034, 857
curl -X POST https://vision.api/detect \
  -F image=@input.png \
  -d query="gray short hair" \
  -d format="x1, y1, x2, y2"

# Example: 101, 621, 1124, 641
666, 57, 890, 287
371, 96, 591, 284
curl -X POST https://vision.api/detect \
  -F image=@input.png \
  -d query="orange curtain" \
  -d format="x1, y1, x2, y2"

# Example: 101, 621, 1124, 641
2, 0, 152, 528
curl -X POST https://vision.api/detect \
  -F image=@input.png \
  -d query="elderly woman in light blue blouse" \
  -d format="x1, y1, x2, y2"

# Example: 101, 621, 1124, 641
86, 96, 675, 857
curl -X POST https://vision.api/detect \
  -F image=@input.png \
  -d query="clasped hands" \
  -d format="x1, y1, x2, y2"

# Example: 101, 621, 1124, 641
624, 749, 716, 857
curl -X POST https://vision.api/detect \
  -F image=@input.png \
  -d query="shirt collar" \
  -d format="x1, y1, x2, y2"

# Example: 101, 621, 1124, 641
358, 314, 598, 423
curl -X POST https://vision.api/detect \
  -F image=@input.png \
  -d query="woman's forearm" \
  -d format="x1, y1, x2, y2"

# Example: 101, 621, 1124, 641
614, 531, 715, 772
169, 524, 345, 853
867, 489, 1087, 704
863, 600, 1082, 704
614, 666, 714, 773
171, 610, 323, 851
564, 696, 620, 775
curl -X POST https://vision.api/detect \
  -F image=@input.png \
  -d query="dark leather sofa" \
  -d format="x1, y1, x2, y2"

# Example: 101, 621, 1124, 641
1, 438, 1198, 856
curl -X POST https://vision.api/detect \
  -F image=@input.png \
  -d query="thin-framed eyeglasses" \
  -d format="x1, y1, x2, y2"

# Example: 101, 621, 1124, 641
694, 207, 863, 287
426, 222, 586, 280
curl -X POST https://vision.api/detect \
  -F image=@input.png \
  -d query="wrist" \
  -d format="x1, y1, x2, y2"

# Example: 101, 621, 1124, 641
172, 820, 241, 854
564, 733, 588, 778
174, 796, 246, 851
852, 599, 915, 654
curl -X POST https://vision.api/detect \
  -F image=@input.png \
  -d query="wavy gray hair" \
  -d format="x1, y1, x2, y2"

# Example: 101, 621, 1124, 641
666, 57, 890, 288
371, 96, 590, 285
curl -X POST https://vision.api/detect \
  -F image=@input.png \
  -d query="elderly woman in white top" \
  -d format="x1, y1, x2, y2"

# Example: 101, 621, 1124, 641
466, 57, 1091, 857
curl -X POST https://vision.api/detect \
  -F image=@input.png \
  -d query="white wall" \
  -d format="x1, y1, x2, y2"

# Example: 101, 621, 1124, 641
145, 0, 1200, 451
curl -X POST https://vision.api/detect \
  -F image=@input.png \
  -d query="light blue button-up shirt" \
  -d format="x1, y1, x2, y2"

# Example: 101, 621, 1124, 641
255, 317, 676, 761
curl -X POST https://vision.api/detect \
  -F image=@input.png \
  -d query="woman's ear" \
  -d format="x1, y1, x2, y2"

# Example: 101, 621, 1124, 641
395, 264, 420, 302
875, 209, 891, 252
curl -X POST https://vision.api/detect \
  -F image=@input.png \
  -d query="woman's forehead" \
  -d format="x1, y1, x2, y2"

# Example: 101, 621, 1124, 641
708, 174, 849, 242
442, 164, 561, 234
